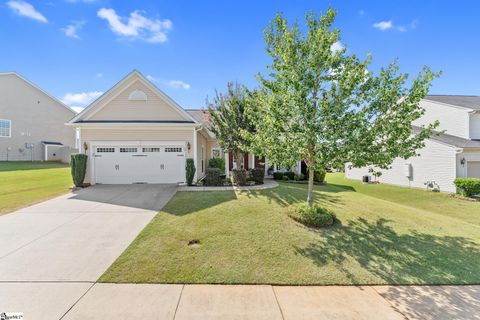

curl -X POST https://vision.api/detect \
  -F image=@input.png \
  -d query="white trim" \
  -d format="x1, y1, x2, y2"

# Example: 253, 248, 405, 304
211, 147, 221, 158
66, 122, 196, 128
78, 127, 82, 153
0, 119, 12, 138
44, 145, 48, 161
68, 70, 198, 124
0, 72, 76, 115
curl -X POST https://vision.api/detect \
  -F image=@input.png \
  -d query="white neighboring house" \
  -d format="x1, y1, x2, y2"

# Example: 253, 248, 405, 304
345, 95, 480, 193
0, 72, 77, 162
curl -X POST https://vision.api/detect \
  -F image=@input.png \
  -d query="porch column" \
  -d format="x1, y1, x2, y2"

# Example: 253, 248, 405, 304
193, 128, 198, 182
264, 156, 269, 176
78, 128, 83, 153
225, 151, 230, 176
249, 153, 255, 169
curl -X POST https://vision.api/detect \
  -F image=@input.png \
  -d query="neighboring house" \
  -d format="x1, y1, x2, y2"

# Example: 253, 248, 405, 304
346, 95, 480, 193
0, 72, 77, 162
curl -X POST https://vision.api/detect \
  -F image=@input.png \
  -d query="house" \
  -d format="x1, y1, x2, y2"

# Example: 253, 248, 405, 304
0, 72, 77, 162
345, 95, 480, 193
67, 70, 305, 185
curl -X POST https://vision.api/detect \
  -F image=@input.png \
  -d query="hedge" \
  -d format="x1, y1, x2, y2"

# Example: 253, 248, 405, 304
454, 178, 480, 197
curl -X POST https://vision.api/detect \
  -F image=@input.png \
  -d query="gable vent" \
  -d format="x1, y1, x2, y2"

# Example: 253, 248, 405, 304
128, 89, 147, 101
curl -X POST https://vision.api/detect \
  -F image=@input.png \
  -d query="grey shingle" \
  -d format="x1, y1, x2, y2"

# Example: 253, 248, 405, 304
413, 126, 480, 149
424, 95, 480, 110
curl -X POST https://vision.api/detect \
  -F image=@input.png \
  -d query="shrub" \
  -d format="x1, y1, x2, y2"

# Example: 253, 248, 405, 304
185, 158, 196, 186
204, 167, 223, 186
208, 157, 225, 171
282, 175, 289, 180
454, 178, 480, 197
294, 173, 305, 181
231, 169, 247, 186
273, 172, 284, 180
307, 169, 326, 183
284, 171, 295, 180
70, 154, 88, 187
250, 168, 265, 184
288, 203, 335, 228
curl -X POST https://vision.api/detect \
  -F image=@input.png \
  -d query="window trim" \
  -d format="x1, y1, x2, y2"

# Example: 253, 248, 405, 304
211, 148, 222, 158
0, 119, 11, 138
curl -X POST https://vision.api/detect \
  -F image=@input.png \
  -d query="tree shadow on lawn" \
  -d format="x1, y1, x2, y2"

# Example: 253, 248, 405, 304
239, 182, 349, 208
162, 190, 238, 216
295, 217, 480, 285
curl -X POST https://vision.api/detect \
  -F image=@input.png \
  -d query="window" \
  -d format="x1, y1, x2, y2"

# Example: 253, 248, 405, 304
142, 147, 160, 152
165, 147, 182, 152
0, 119, 11, 138
128, 90, 147, 101
212, 148, 221, 158
96, 147, 115, 153
120, 147, 138, 153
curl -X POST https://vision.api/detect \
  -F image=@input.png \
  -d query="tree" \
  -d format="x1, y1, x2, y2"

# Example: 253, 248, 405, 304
245, 8, 440, 206
207, 82, 254, 168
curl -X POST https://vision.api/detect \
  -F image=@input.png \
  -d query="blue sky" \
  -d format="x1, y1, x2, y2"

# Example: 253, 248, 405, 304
1, 0, 480, 112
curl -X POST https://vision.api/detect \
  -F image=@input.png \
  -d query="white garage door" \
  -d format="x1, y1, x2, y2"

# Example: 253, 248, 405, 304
467, 161, 480, 178
93, 145, 185, 184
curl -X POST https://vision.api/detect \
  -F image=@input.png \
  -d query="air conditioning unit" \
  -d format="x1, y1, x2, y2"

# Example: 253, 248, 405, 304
404, 163, 412, 178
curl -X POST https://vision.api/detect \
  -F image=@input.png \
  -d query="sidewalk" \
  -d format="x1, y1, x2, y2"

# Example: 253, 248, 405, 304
1, 283, 478, 319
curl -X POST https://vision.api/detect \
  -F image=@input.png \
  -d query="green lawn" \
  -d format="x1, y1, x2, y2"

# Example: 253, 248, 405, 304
100, 173, 480, 285
0, 162, 72, 215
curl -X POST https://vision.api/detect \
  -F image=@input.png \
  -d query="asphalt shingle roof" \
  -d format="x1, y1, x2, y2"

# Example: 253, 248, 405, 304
424, 95, 480, 110
413, 126, 480, 149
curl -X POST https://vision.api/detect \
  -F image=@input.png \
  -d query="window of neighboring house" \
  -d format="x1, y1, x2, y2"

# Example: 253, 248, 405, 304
0, 119, 11, 137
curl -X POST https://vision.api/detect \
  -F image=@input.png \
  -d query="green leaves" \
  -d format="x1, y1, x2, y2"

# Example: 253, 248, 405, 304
248, 7, 440, 204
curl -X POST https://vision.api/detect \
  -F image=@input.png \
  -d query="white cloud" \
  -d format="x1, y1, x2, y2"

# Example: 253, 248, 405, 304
97, 8, 172, 43
70, 106, 85, 113
146, 75, 158, 82
61, 20, 85, 39
373, 19, 418, 32
66, 0, 97, 3
373, 20, 393, 31
7, 0, 48, 23
168, 80, 190, 90
330, 41, 344, 53
96, 73, 103, 78
61, 91, 103, 109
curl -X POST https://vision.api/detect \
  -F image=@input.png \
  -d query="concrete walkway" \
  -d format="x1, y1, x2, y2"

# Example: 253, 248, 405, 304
1, 283, 478, 319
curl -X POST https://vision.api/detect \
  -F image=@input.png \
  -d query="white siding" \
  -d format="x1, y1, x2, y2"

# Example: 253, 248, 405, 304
413, 100, 470, 139
345, 139, 458, 193
469, 113, 480, 140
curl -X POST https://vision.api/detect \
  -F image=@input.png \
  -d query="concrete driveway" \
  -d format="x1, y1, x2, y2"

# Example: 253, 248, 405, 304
0, 184, 176, 319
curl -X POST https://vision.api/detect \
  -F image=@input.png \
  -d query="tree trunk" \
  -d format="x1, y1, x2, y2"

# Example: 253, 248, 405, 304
307, 166, 315, 207
233, 149, 242, 169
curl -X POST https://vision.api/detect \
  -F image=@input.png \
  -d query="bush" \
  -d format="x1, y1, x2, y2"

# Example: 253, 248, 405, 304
454, 178, 480, 197
204, 167, 223, 186
250, 168, 265, 184
70, 154, 88, 187
307, 169, 326, 183
273, 172, 284, 180
208, 157, 225, 171
288, 203, 335, 228
231, 169, 247, 186
294, 173, 305, 181
284, 171, 295, 180
185, 158, 196, 186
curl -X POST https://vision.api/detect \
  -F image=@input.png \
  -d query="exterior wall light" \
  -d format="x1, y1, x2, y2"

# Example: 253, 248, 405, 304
460, 157, 466, 166
187, 141, 191, 151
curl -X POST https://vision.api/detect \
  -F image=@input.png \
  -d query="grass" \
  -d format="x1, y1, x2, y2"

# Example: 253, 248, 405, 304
0, 161, 72, 215
100, 173, 480, 285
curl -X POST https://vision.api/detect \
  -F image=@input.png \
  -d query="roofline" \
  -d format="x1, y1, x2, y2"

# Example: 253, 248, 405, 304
66, 122, 197, 128
422, 98, 476, 112
0, 72, 76, 115
68, 70, 198, 124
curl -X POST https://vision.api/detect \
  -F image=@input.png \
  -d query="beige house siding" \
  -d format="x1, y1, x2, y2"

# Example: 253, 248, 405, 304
0, 73, 76, 161
196, 133, 208, 176
81, 127, 195, 183
88, 80, 186, 121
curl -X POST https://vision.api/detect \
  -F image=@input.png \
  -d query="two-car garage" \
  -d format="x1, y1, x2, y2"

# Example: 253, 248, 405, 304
92, 143, 186, 184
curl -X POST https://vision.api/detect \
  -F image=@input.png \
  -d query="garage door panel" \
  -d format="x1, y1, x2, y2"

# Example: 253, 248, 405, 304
93, 144, 185, 184
467, 161, 480, 178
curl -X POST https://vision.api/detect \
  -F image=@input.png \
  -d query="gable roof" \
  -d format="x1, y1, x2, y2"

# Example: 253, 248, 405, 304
424, 95, 480, 111
68, 70, 198, 124
413, 126, 480, 149
0, 72, 76, 115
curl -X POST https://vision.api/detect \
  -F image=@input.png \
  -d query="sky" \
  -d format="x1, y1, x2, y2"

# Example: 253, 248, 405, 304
1, 0, 480, 112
